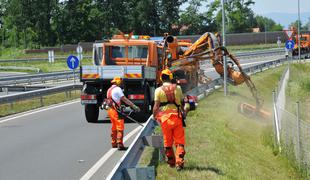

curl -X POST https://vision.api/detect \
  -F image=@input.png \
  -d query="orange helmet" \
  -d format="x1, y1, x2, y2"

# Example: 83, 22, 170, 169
160, 69, 173, 81
111, 76, 122, 85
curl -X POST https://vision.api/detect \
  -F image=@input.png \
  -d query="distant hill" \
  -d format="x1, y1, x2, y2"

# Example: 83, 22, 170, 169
262, 12, 310, 29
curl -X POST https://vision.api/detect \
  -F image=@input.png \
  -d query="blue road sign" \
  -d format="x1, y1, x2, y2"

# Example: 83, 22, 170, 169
285, 40, 295, 50
67, 55, 79, 69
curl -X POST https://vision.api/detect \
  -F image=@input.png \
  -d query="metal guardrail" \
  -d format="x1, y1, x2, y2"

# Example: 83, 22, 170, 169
0, 49, 282, 63
106, 57, 288, 180
0, 84, 82, 105
0, 71, 79, 86
0, 49, 285, 86
235, 48, 284, 58
0, 56, 92, 63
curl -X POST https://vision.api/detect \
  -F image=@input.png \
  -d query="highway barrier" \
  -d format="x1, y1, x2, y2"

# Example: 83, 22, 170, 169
0, 84, 82, 107
0, 49, 282, 63
0, 71, 79, 86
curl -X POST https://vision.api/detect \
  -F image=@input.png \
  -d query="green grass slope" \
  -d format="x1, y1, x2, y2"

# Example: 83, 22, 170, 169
140, 65, 302, 179
286, 63, 310, 122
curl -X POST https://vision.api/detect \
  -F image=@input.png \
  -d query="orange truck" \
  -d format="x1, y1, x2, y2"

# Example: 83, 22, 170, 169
293, 33, 310, 58
80, 32, 256, 123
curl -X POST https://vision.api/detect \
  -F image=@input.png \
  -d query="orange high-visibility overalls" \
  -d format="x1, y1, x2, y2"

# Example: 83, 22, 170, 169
155, 84, 186, 168
107, 85, 124, 148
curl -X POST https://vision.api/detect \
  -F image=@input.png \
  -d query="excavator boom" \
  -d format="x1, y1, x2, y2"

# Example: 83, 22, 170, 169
165, 32, 269, 119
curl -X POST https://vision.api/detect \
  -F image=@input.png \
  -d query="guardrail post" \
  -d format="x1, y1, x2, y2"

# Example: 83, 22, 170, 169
69, 91, 72, 98
3, 87, 8, 95
65, 91, 68, 99
143, 135, 165, 161
123, 166, 155, 180
296, 101, 301, 169
10, 102, 14, 111
40, 96, 43, 107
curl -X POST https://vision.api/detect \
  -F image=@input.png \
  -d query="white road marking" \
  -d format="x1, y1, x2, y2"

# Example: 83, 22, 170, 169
80, 125, 143, 180
0, 100, 80, 124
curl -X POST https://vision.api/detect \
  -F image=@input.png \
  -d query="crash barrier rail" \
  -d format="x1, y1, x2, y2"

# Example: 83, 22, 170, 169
0, 55, 92, 63
0, 71, 79, 86
235, 48, 284, 58
0, 85, 49, 93
0, 49, 285, 87
0, 66, 41, 73
0, 49, 282, 63
106, 57, 288, 180
273, 64, 310, 174
0, 84, 82, 108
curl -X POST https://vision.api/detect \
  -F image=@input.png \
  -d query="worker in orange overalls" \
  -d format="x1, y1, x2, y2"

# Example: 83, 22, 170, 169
153, 69, 186, 171
106, 77, 140, 150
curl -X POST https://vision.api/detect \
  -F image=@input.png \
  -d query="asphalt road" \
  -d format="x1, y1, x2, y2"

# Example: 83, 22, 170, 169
0, 101, 141, 180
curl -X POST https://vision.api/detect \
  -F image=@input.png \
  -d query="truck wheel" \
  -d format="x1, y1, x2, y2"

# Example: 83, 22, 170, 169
85, 104, 99, 123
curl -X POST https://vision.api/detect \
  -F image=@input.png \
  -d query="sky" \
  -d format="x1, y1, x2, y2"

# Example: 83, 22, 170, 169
251, 0, 310, 28
252, 0, 310, 14
182, 0, 310, 29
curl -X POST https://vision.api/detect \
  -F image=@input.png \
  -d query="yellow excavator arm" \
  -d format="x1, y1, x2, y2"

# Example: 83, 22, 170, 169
166, 32, 267, 117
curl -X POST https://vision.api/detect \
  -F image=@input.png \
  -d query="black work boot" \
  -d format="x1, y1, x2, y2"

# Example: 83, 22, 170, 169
117, 130, 128, 151
117, 143, 128, 151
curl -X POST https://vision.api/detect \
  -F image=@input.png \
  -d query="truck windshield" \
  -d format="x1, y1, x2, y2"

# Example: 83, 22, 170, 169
300, 37, 307, 41
128, 46, 148, 58
112, 46, 126, 58
106, 45, 148, 65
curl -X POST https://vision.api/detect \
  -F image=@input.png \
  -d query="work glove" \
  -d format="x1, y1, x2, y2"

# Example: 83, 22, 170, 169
132, 105, 141, 112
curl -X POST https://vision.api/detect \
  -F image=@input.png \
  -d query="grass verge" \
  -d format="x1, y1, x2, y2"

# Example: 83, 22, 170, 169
0, 90, 80, 118
0, 47, 93, 72
227, 43, 284, 53
0, 47, 92, 59
139, 65, 304, 179
286, 63, 310, 122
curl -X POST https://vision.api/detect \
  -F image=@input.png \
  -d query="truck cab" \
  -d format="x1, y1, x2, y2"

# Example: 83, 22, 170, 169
80, 35, 161, 123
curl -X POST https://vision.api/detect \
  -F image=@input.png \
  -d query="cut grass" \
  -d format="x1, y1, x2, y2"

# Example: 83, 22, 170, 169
0, 90, 80, 118
139, 65, 304, 179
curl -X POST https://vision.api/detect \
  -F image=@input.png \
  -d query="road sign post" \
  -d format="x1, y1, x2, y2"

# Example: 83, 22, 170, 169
283, 30, 294, 40
67, 55, 79, 84
76, 45, 83, 66
48, 50, 54, 63
285, 40, 295, 50
285, 40, 295, 64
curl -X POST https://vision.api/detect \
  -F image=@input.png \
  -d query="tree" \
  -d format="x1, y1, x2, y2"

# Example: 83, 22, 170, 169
219, 0, 256, 33
158, 0, 186, 35
254, 15, 283, 32
178, 0, 217, 35
288, 20, 309, 31
303, 18, 310, 31
127, 0, 161, 36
